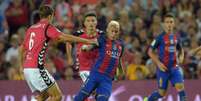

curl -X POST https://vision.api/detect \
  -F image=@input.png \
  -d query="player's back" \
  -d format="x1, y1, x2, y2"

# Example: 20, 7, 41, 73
23, 20, 50, 68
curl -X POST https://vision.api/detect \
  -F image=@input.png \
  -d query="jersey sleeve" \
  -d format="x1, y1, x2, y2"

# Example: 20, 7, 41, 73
150, 36, 161, 50
46, 25, 62, 40
176, 38, 182, 51
97, 29, 105, 35
97, 34, 106, 47
73, 29, 84, 36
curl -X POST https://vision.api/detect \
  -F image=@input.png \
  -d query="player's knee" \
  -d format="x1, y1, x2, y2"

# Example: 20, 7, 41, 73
50, 94, 62, 101
49, 91, 62, 101
95, 94, 109, 101
35, 92, 49, 101
35, 96, 44, 101
158, 89, 167, 97
175, 83, 184, 91
55, 94, 62, 101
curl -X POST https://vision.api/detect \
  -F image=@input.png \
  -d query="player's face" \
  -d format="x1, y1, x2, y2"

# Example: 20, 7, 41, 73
163, 17, 175, 33
107, 23, 120, 40
84, 16, 97, 33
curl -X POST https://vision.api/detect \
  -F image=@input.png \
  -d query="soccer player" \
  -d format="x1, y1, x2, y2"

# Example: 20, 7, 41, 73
144, 13, 186, 101
19, 5, 97, 101
66, 12, 103, 101
66, 12, 103, 84
74, 20, 124, 101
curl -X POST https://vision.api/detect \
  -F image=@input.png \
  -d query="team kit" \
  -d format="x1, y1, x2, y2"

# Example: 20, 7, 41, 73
19, 5, 191, 101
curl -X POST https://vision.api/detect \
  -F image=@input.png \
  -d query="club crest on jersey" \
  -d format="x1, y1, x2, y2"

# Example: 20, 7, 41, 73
106, 50, 121, 58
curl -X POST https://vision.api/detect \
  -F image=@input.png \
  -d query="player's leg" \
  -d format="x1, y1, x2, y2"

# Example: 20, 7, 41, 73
35, 83, 62, 101
79, 71, 90, 82
38, 68, 62, 101
24, 68, 50, 101
74, 73, 97, 101
147, 69, 169, 101
35, 91, 49, 101
79, 71, 92, 101
95, 75, 112, 101
45, 83, 62, 101
170, 67, 186, 101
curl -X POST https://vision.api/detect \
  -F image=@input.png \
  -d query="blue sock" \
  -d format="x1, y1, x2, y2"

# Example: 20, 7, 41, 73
74, 90, 89, 101
96, 95, 109, 101
148, 91, 163, 101
179, 90, 186, 101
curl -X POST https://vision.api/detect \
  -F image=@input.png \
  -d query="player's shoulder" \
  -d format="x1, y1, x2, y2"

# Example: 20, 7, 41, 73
73, 29, 84, 36
98, 33, 106, 39
97, 33, 107, 43
96, 29, 105, 35
155, 32, 166, 40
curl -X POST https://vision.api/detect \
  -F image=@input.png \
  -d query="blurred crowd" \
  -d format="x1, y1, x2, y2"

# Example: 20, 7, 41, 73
0, 0, 201, 80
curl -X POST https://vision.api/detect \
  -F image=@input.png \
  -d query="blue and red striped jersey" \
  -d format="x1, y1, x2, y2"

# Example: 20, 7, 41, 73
150, 32, 182, 69
91, 34, 124, 78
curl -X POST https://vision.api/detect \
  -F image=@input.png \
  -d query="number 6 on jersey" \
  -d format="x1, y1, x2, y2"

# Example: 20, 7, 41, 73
29, 32, 35, 50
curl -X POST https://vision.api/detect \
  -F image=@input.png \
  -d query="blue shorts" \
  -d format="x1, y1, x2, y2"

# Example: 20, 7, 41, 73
156, 66, 184, 90
79, 72, 112, 97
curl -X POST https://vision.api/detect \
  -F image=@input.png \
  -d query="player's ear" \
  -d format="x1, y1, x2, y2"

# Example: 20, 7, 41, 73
47, 15, 53, 21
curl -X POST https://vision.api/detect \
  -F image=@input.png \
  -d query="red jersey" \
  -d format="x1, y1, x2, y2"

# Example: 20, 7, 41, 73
74, 29, 104, 71
22, 19, 61, 68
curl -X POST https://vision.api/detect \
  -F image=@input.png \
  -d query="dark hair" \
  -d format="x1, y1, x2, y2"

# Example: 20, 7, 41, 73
162, 13, 175, 22
83, 11, 97, 22
39, 5, 54, 18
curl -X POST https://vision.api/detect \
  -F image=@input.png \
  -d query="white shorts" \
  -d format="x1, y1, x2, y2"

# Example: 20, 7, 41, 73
79, 71, 90, 82
23, 68, 55, 93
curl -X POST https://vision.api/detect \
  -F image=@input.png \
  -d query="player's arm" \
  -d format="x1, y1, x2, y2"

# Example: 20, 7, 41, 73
66, 42, 74, 66
148, 39, 168, 72
80, 36, 102, 51
176, 43, 184, 64
115, 44, 125, 80
19, 45, 25, 73
58, 33, 98, 45
117, 58, 125, 79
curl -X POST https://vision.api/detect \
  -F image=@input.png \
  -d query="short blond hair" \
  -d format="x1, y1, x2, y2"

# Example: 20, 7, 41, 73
108, 20, 120, 27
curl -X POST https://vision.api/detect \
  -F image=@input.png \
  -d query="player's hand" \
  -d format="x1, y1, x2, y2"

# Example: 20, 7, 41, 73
81, 45, 89, 51
157, 62, 168, 72
88, 39, 99, 46
81, 44, 97, 51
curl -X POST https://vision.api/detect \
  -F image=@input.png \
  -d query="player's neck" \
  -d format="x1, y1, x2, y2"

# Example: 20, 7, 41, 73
85, 29, 96, 37
164, 30, 174, 35
40, 18, 49, 23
